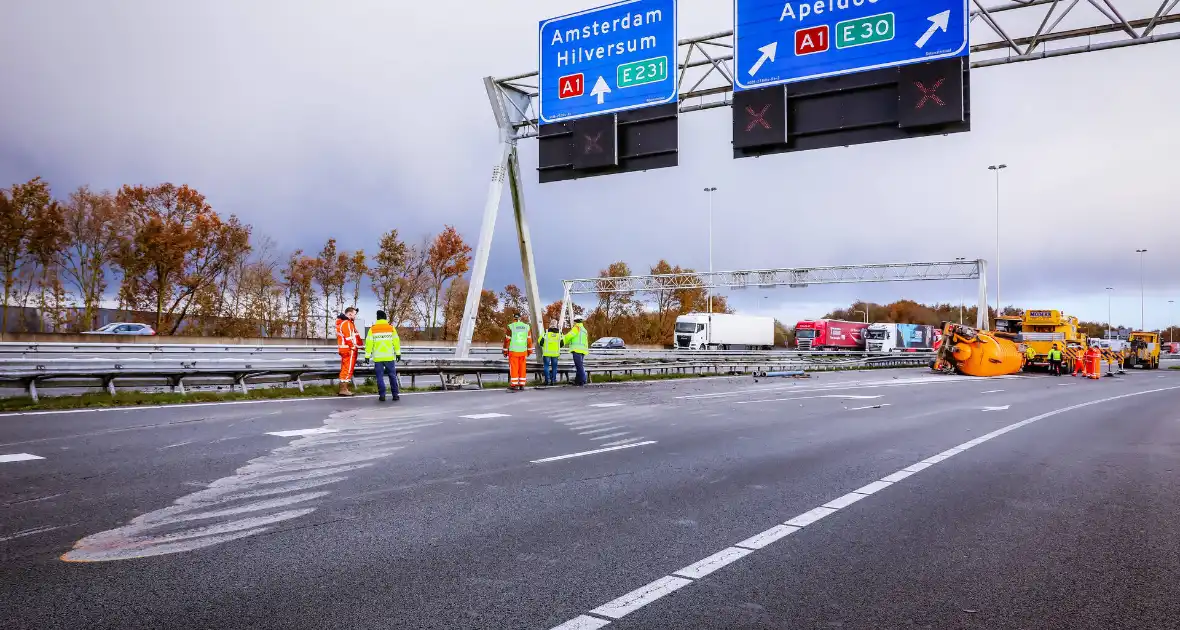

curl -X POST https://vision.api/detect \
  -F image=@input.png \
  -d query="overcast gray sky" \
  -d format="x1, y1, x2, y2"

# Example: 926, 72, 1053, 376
2, 0, 1177, 329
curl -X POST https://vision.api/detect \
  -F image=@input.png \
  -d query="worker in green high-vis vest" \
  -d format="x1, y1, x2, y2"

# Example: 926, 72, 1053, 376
540, 321, 562, 386
502, 312, 534, 391
563, 316, 589, 386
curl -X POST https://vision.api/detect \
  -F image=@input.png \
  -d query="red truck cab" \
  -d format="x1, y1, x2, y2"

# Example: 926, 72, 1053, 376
794, 319, 868, 351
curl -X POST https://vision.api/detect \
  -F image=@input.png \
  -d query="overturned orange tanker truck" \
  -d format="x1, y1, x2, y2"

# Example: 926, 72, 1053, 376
933, 323, 1024, 377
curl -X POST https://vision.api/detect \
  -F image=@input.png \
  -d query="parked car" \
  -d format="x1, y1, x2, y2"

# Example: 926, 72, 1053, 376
590, 337, 626, 350
84, 322, 156, 335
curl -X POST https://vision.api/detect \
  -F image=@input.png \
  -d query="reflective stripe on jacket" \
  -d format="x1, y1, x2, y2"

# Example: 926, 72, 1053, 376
542, 331, 562, 358
563, 324, 589, 354
364, 319, 401, 361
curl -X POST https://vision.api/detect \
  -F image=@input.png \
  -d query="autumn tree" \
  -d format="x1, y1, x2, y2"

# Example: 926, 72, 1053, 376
347, 249, 367, 310
60, 187, 122, 330
0, 177, 51, 331
595, 261, 634, 336
370, 230, 430, 328
112, 183, 252, 334
423, 226, 472, 337
473, 289, 503, 342
441, 277, 469, 340
311, 238, 347, 337
282, 250, 318, 337
27, 199, 68, 330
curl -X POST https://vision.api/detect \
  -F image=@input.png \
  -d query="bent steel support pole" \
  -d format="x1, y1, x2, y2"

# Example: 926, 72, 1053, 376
455, 141, 510, 358
507, 148, 545, 331
558, 281, 572, 332
976, 259, 990, 331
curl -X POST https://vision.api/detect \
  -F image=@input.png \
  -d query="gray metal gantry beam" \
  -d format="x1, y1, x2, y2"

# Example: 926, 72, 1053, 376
558, 260, 991, 331
491, 0, 1180, 139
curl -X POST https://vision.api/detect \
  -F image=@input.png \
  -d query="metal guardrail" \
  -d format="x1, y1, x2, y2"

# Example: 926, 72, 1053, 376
0, 341, 936, 402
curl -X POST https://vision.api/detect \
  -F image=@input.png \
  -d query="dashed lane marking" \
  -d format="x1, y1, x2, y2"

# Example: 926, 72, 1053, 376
459, 413, 510, 420
589, 403, 624, 408
981, 405, 1011, 412
590, 432, 632, 442
600, 437, 644, 447
545, 384, 1180, 629
0, 453, 44, 463
578, 425, 625, 435
530, 441, 657, 464
266, 428, 338, 438
981, 389, 1005, 394
847, 403, 891, 411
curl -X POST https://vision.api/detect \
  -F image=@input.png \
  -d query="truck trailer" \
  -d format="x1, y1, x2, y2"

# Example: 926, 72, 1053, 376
793, 319, 868, 351
673, 313, 774, 350
865, 323, 940, 353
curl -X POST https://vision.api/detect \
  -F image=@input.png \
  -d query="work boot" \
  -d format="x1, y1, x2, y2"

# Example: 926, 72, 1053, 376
338, 381, 354, 397
378, 395, 386, 402
392, 395, 400, 402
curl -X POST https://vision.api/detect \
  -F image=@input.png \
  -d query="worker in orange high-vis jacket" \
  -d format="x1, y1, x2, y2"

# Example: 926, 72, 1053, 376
335, 307, 363, 396
502, 311, 534, 391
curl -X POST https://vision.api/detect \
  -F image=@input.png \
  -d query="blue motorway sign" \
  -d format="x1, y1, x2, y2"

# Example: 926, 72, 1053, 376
538, 0, 678, 124
734, 0, 968, 91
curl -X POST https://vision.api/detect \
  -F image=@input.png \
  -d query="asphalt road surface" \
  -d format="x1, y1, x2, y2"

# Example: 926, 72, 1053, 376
3, 367, 1179, 629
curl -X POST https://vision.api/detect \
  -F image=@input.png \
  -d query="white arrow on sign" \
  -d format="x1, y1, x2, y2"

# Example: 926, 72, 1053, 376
748, 41, 778, 76
981, 405, 1011, 412
915, 10, 951, 48
590, 76, 611, 105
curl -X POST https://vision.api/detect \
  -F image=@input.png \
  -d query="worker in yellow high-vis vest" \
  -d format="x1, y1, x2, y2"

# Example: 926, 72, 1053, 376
502, 312, 534, 391
563, 316, 589, 386
540, 321, 562, 386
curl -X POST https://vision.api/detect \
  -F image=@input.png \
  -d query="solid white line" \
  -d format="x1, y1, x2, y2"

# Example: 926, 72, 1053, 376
549, 616, 611, 630
530, 441, 657, 464
460, 413, 510, 419
590, 432, 632, 441
823, 492, 867, 510
785, 506, 837, 527
980, 389, 1004, 394
548, 385, 1180, 629
734, 524, 799, 550
265, 428, 337, 438
0, 453, 44, 463
672, 547, 753, 580
737, 394, 882, 405
589, 575, 693, 619
589, 403, 623, 408
847, 403, 891, 411
578, 425, 624, 435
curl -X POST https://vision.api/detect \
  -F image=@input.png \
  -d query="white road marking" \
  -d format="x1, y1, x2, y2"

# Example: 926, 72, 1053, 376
981, 389, 1005, 394
590, 432, 632, 441
734, 524, 799, 550
847, 403, 891, 411
460, 413, 510, 419
530, 441, 657, 464
0, 453, 44, 463
266, 428, 338, 438
589, 403, 623, 408
676, 375, 975, 400
0, 523, 74, 542
589, 575, 693, 619
672, 546, 753, 579
852, 480, 892, 495
159, 440, 196, 450
599, 437, 643, 447
823, 492, 867, 510
547, 385, 1180, 630
550, 616, 611, 630
785, 506, 836, 527
981, 405, 1010, 411
737, 394, 882, 405
578, 425, 624, 435
567, 420, 614, 429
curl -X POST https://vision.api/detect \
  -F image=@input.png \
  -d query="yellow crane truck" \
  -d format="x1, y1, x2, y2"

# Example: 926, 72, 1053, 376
1020, 309, 1088, 373
1123, 331, 1160, 369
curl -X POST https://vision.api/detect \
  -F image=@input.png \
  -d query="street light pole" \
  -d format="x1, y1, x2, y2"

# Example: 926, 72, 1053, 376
1169, 300, 1175, 343
1105, 287, 1114, 339
988, 164, 1007, 315
704, 187, 717, 317
1136, 248, 1147, 330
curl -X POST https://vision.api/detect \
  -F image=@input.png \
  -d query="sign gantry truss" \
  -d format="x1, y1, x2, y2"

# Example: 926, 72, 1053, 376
491, 0, 1180, 139
558, 261, 992, 331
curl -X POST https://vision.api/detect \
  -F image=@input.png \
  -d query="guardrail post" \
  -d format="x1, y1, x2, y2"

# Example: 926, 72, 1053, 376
172, 377, 186, 396
295, 374, 304, 392
105, 378, 116, 396
27, 378, 38, 402
236, 375, 248, 394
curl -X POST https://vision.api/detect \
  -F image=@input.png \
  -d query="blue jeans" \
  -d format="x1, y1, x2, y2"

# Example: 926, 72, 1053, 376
542, 356, 558, 384
572, 352, 587, 385
374, 361, 399, 398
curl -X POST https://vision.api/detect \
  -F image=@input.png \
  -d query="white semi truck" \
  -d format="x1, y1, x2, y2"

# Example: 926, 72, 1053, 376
864, 323, 940, 353
673, 313, 775, 350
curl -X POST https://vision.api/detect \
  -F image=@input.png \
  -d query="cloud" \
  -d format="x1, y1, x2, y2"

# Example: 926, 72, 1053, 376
1, 0, 1177, 328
